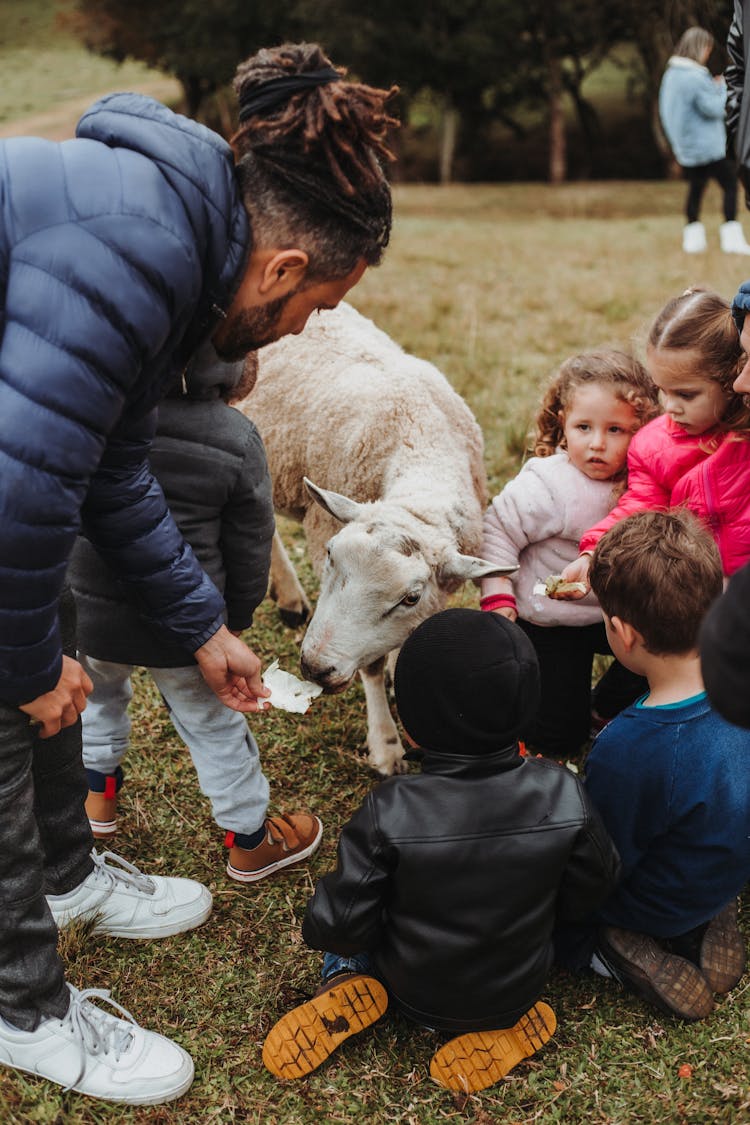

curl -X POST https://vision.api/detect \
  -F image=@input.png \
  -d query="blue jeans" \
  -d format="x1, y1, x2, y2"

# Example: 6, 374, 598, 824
0, 589, 94, 1029
322, 952, 375, 983
79, 656, 270, 834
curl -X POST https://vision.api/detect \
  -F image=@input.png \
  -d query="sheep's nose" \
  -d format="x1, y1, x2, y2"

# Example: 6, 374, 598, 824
301, 656, 337, 684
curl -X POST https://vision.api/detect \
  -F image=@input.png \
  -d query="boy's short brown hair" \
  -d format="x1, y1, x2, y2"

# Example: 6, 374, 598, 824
589, 509, 723, 654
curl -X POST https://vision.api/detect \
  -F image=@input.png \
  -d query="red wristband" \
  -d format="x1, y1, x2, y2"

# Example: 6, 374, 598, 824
480, 593, 517, 612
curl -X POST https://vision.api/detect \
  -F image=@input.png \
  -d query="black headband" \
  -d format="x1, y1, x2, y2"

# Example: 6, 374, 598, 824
237, 68, 341, 122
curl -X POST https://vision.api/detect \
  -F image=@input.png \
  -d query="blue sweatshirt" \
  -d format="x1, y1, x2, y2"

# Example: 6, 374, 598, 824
585, 691, 750, 936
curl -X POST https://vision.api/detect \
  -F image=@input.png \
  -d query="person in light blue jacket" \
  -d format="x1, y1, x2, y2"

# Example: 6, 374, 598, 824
659, 27, 750, 254
0, 42, 396, 1106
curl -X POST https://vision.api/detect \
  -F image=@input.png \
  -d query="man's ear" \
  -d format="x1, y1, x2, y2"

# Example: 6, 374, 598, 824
258, 249, 309, 297
609, 615, 640, 653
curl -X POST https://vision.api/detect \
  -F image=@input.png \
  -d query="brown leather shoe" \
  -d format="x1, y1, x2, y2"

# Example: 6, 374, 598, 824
263, 973, 387, 1079
598, 927, 714, 1021
700, 900, 747, 994
85, 789, 117, 839
226, 813, 323, 883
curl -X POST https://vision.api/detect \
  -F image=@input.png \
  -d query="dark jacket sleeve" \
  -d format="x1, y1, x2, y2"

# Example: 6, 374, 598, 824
727, 0, 745, 150
700, 561, 750, 727
302, 797, 396, 956
555, 782, 621, 922
726, 0, 750, 207
80, 409, 224, 649
219, 422, 275, 631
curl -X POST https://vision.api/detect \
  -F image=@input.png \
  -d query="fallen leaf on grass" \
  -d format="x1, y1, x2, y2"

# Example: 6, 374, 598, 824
712, 1081, 744, 1098
677, 1063, 693, 1079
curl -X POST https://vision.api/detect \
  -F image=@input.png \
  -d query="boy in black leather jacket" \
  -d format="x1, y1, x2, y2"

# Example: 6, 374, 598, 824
262, 609, 620, 1092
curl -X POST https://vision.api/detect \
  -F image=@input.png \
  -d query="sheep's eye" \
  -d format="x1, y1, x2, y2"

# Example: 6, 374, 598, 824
400, 591, 421, 607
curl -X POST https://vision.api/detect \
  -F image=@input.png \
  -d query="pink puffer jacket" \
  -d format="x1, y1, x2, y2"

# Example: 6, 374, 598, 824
579, 414, 750, 575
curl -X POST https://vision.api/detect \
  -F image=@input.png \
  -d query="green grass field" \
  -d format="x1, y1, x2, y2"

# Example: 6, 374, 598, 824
1, 3, 750, 1120
0, 0, 175, 127
1, 180, 749, 1124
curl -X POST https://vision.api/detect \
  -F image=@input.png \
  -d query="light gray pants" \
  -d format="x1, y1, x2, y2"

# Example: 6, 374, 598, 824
79, 656, 270, 835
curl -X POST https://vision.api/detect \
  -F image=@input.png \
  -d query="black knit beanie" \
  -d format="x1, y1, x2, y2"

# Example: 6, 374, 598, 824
394, 608, 540, 755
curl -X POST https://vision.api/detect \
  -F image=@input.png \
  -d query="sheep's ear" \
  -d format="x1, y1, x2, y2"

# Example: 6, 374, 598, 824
438, 551, 518, 586
304, 477, 363, 524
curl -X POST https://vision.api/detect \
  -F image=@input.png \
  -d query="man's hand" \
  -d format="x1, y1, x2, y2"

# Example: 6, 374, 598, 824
195, 625, 271, 712
554, 554, 592, 599
19, 656, 94, 738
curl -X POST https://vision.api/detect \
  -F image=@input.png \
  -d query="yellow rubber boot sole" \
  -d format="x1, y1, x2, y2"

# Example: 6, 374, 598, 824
430, 1001, 557, 1092
262, 975, 388, 1079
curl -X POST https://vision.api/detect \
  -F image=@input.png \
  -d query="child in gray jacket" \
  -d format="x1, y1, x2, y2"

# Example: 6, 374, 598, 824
68, 343, 322, 883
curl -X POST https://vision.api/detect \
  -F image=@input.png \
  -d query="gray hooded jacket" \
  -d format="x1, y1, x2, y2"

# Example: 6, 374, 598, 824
67, 342, 274, 666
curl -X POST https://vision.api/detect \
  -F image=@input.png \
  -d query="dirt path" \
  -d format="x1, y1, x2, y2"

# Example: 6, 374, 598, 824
0, 76, 182, 140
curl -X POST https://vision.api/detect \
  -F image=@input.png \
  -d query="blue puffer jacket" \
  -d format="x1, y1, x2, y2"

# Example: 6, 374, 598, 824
0, 94, 250, 706
658, 56, 727, 167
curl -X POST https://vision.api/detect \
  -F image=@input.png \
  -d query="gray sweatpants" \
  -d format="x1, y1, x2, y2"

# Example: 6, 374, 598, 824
79, 657, 270, 835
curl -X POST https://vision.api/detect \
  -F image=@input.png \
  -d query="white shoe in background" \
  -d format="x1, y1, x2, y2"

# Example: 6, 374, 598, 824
719, 220, 750, 254
0, 985, 194, 1104
46, 850, 212, 939
682, 221, 707, 253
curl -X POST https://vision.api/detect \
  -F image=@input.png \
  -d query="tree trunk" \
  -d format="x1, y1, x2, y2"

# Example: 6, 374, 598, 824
214, 88, 234, 138
180, 75, 204, 119
440, 104, 460, 184
548, 56, 566, 184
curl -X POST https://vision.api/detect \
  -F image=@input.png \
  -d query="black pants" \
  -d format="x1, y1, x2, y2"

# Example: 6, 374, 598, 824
518, 619, 646, 758
683, 157, 737, 223
0, 589, 94, 1030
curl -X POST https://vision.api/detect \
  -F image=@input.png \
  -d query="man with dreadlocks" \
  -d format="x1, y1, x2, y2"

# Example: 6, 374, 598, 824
0, 43, 397, 1105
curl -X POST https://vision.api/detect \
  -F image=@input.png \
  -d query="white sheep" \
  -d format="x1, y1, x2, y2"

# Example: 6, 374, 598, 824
236, 302, 510, 775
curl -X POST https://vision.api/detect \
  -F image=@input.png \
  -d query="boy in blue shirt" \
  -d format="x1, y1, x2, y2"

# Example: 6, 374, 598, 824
584, 509, 749, 1020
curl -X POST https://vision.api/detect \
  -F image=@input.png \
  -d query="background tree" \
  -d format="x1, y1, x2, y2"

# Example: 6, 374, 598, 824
65, 0, 300, 116
65, 0, 735, 181
291, 0, 530, 183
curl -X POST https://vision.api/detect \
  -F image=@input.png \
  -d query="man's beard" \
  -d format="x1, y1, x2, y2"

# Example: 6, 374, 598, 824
213, 293, 291, 361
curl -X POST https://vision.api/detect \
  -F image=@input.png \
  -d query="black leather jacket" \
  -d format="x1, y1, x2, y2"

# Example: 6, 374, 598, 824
726, 0, 750, 203
303, 746, 620, 1033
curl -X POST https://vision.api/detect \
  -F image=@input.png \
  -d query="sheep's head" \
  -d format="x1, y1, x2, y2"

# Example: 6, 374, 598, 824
299, 479, 515, 690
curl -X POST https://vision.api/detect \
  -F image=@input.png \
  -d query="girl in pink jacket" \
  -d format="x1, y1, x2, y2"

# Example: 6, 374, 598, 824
562, 288, 750, 589
480, 350, 659, 758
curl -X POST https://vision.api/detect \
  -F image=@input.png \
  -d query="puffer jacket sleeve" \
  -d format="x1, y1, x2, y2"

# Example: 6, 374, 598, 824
302, 796, 396, 956
80, 409, 224, 650
0, 140, 224, 705
579, 428, 670, 555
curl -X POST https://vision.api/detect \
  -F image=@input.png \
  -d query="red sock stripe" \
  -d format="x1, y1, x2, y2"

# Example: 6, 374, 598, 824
104, 776, 117, 799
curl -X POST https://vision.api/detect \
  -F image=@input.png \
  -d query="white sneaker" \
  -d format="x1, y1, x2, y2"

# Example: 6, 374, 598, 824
0, 985, 193, 1104
720, 220, 750, 254
47, 851, 213, 939
682, 221, 707, 253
